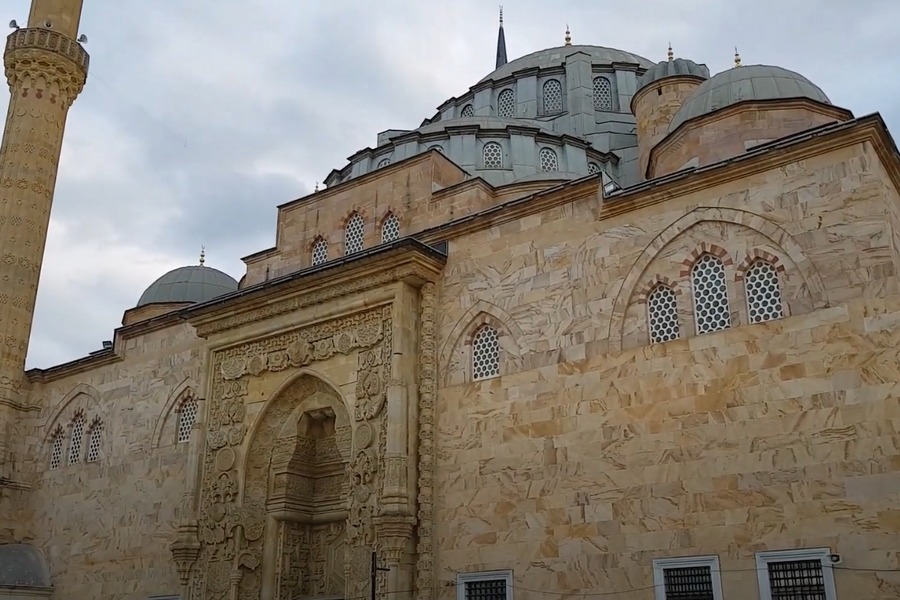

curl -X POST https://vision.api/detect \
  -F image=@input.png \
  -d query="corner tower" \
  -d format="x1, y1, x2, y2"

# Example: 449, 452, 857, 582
0, 0, 88, 496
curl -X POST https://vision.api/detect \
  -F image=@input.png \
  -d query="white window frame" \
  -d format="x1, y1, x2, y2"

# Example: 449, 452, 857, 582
652, 555, 723, 600
456, 570, 513, 600
756, 548, 837, 600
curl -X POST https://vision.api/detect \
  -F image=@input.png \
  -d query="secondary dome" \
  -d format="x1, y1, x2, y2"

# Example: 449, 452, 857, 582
668, 64, 831, 132
137, 265, 238, 307
479, 44, 653, 82
637, 57, 709, 92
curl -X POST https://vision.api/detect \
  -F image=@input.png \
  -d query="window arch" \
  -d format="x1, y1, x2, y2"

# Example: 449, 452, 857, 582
381, 212, 400, 243
345, 213, 365, 255
744, 261, 784, 323
376, 158, 391, 168
593, 76, 612, 111
691, 254, 732, 335
428, 144, 444, 154
86, 417, 102, 463
460, 104, 474, 118
471, 325, 500, 381
542, 79, 563, 113
67, 412, 85, 465
483, 142, 503, 169
311, 237, 328, 266
497, 88, 516, 118
647, 285, 681, 344
539, 148, 559, 172
49, 425, 64, 470
177, 395, 198, 443
588, 162, 601, 175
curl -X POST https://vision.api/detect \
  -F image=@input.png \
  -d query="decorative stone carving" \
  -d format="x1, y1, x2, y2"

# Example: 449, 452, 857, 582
169, 521, 201, 588
415, 282, 437, 599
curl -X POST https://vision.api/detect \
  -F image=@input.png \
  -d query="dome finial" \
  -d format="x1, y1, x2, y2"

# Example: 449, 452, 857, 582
314, 181, 319, 192
564, 24, 571, 46
734, 46, 742, 67
199, 245, 206, 266
667, 42, 674, 62
499, 5, 503, 25
496, 6, 508, 68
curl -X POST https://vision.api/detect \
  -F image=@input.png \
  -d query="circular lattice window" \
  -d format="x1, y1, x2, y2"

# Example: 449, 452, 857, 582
745, 261, 784, 323
691, 254, 731, 334
471, 325, 500, 380
647, 285, 681, 344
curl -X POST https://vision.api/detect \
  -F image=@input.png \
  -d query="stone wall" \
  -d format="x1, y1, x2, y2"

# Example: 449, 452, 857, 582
432, 140, 900, 599
632, 77, 703, 181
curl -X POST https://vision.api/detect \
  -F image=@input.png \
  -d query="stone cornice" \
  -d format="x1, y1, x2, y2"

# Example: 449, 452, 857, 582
5, 28, 89, 106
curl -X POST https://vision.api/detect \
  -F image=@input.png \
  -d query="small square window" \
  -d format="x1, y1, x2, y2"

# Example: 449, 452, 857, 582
756, 548, 837, 600
652, 555, 723, 600
457, 570, 512, 600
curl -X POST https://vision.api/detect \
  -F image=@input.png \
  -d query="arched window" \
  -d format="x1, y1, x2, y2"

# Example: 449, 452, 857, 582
691, 254, 732, 335
376, 158, 391, 169
49, 425, 64, 470
647, 285, 681, 344
543, 79, 563, 113
86, 418, 102, 463
177, 395, 198, 443
588, 162, 601, 175
311, 237, 328, 266
68, 413, 85, 465
593, 76, 612, 111
428, 144, 444, 154
381, 213, 400, 243
471, 325, 500, 381
497, 89, 516, 118
345, 213, 365, 255
460, 104, 474, 117
539, 148, 559, 172
483, 142, 503, 169
744, 261, 784, 323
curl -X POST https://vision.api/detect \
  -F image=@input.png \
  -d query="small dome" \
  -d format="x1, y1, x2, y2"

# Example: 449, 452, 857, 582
637, 58, 709, 92
137, 265, 238, 307
0, 544, 51, 588
669, 64, 831, 132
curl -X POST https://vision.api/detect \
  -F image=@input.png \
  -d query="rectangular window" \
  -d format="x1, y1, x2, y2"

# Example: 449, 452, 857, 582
756, 548, 837, 600
457, 570, 512, 600
652, 555, 723, 600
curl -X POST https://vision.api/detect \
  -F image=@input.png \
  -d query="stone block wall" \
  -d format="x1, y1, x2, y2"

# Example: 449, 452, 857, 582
632, 77, 703, 180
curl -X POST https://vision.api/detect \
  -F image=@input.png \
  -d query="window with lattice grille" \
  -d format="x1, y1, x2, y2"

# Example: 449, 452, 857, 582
542, 79, 563, 113
539, 148, 559, 172
691, 255, 731, 335
647, 285, 681, 344
49, 427, 64, 470
593, 76, 612, 111
311, 238, 328, 265
756, 549, 836, 600
483, 143, 503, 169
428, 144, 444, 154
497, 89, 515, 118
744, 260, 784, 323
381, 213, 400, 243
86, 419, 102, 462
471, 325, 500, 381
178, 396, 198, 443
376, 158, 390, 168
345, 213, 365, 255
588, 162, 601, 175
653, 556, 723, 600
460, 104, 474, 117
67, 414, 85, 465
457, 571, 511, 600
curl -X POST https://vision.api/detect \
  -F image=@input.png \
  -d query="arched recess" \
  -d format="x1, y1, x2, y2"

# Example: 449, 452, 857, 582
239, 372, 353, 598
608, 207, 829, 352
439, 299, 527, 386
42, 383, 101, 447
151, 377, 200, 449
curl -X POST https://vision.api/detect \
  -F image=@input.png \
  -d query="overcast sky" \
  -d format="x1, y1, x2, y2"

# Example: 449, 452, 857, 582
4, 0, 899, 369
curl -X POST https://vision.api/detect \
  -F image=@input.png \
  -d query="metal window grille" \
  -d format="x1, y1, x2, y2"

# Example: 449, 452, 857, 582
461, 104, 474, 117
463, 579, 508, 600
663, 566, 715, 600
543, 79, 563, 112
376, 158, 390, 168
472, 325, 500, 380
745, 260, 784, 323
178, 397, 198, 443
767, 560, 827, 599
345, 214, 365, 255
311, 238, 328, 265
497, 89, 516, 118
588, 162, 601, 174
691, 254, 731, 334
539, 147, 559, 172
86, 420, 102, 462
381, 213, 400, 243
68, 414, 85, 465
593, 76, 612, 111
483, 143, 503, 169
49, 428, 64, 469
648, 285, 681, 344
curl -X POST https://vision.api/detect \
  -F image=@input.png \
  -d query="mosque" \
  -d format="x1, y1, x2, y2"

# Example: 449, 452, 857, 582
1, 1, 899, 599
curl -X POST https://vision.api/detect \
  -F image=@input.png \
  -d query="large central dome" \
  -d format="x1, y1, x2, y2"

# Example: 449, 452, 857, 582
479, 44, 654, 82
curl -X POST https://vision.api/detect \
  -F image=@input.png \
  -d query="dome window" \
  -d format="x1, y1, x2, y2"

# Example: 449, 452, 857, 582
428, 144, 444, 154
588, 162, 601, 175
381, 212, 400, 243
460, 104, 474, 118
539, 148, 559, 172
376, 158, 391, 169
497, 88, 516, 118
345, 213, 365, 255
483, 142, 503, 169
593, 76, 612, 111
311, 237, 328, 266
543, 79, 563, 113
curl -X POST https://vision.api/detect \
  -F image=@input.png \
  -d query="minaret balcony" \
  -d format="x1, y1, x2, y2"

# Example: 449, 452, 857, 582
5, 27, 89, 73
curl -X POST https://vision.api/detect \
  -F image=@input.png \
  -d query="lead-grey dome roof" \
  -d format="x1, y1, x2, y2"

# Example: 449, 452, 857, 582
479, 44, 653, 83
669, 64, 831, 132
637, 58, 709, 92
137, 265, 238, 307
0, 544, 51, 588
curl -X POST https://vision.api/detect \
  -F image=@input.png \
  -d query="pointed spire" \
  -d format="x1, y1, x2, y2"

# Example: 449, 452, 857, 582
564, 24, 572, 46
199, 245, 206, 266
734, 46, 742, 67
667, 42, 674, 62
495, 6, 507, 69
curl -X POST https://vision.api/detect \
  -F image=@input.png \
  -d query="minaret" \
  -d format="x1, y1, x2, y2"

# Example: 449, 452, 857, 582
495, 6, 507, 69
0, 0, 88, 484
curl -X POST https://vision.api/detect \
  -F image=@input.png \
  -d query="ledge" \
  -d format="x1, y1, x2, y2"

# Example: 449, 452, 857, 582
5, 28, 89, 72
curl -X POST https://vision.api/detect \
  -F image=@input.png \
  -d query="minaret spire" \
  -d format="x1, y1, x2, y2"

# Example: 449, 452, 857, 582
495, 6, 508, 69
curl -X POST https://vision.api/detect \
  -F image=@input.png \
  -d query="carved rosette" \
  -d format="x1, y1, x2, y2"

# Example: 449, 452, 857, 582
415, 282, 438, 599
